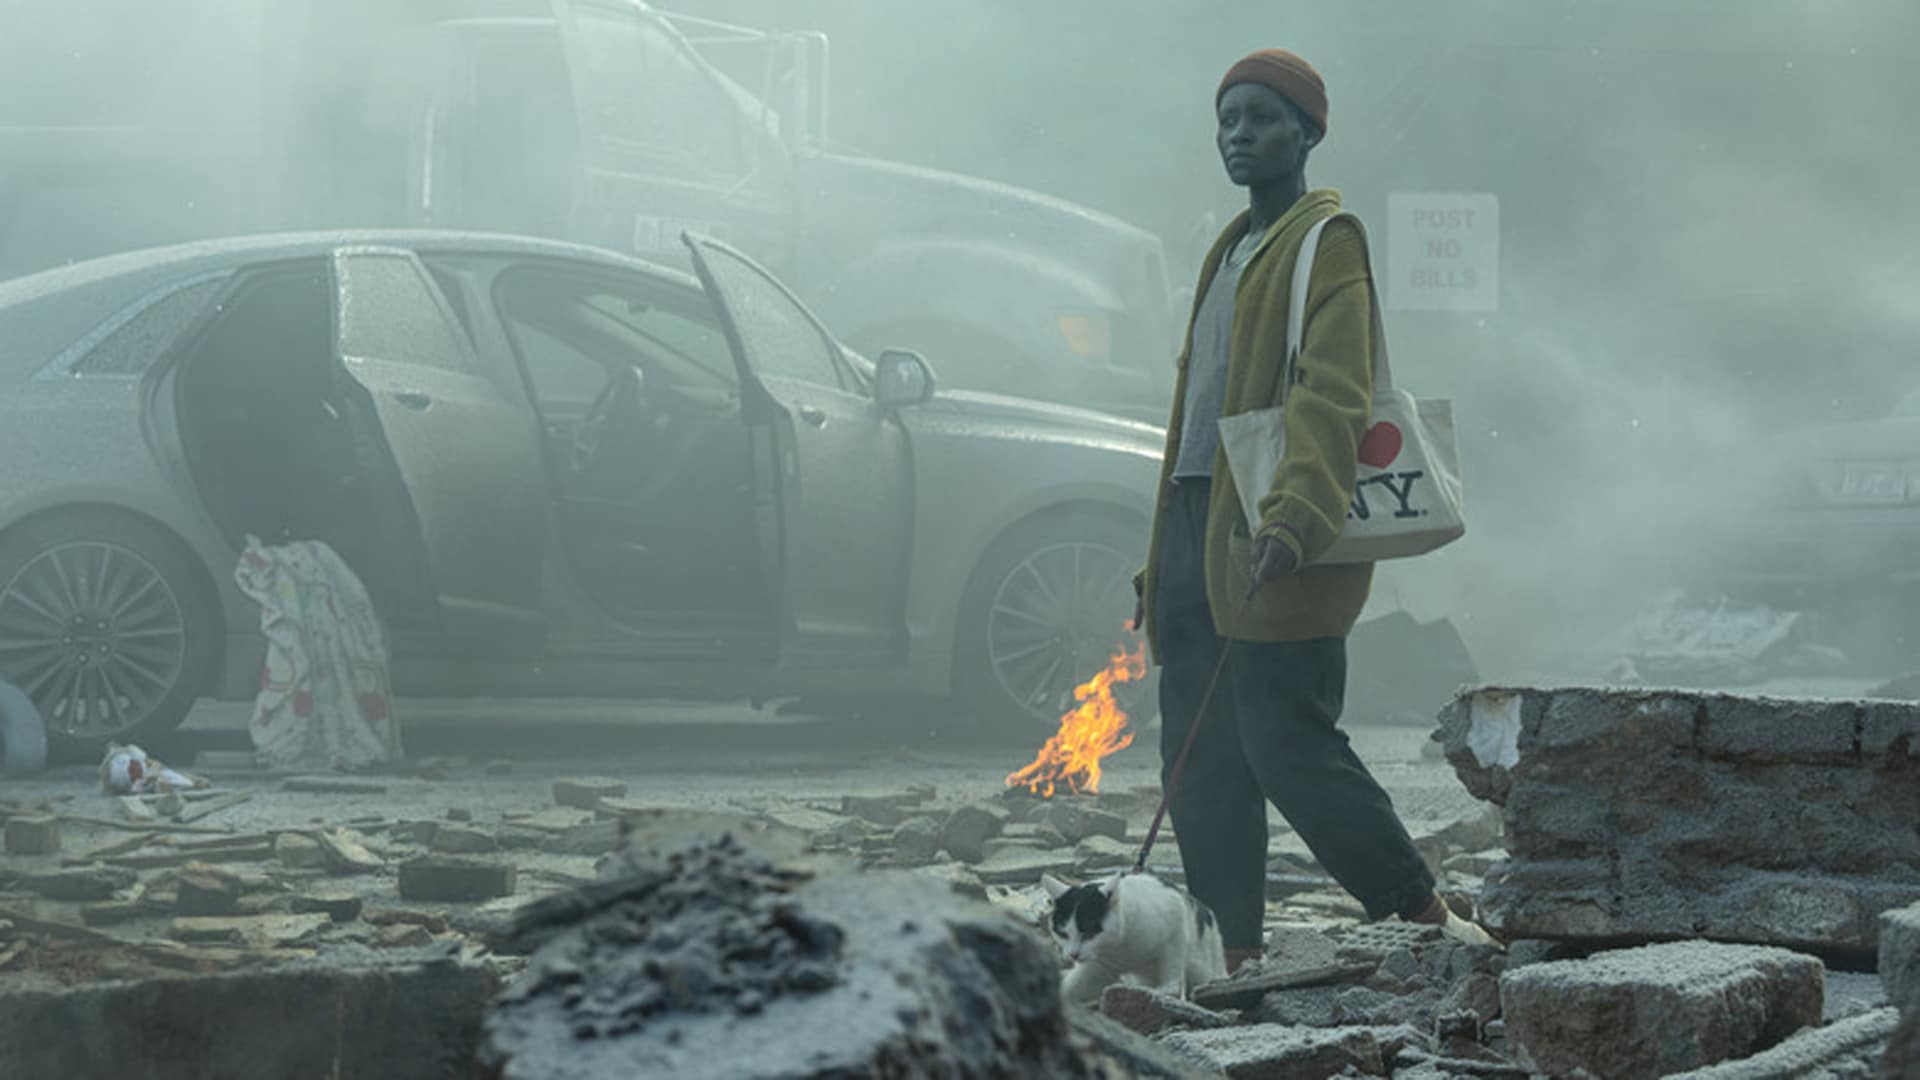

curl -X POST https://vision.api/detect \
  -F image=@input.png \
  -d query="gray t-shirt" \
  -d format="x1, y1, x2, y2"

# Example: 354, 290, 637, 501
1171, 231, 1257, 478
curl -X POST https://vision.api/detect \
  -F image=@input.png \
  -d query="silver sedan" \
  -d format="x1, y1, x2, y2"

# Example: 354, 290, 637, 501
0, 231, 1163, 747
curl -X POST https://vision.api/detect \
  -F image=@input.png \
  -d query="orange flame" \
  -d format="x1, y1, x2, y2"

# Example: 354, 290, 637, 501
1005, 641, 1148, 798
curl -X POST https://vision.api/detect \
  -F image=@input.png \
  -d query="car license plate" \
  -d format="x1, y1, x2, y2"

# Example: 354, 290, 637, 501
1838, 464, 1907, 501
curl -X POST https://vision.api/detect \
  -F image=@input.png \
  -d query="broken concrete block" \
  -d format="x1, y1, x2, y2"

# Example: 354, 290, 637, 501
939, 803, 1009, 863
363, 908, 450, 934
1253, 985, 1341, 1027
1663, 1005, 1899, 1079
1337, 920, 1444, 964
175, 864, 244, 917
0, 948, 498, 1079
170, 913, 329, 948
1075, 834, 1136, 868
555, 820, 623, 857
1098, 984, 1234, 1036
1192, 961, 1376, 1012
4, 816, 60, 855
481, 836, 1098, 1077
313, 829, 384, 875
398, 857, 516, 902
839, 793, 916, 826
379, 923, 434, 948
429, 826, 499, 855
1439, 687, 1920, 951
485, 760, 513, 776
1500, 941, 1824, 1079
290, 894, 364, 923
891, 816, 941, 864
1160, 1022, 1395, 1078
24, 865, 136, 902
1880, 901, 1920, 1013
1437, 971, 1502, 1027
551, 777, 626, 810
272, 833, 327, 870
1032, 801, 1128, 844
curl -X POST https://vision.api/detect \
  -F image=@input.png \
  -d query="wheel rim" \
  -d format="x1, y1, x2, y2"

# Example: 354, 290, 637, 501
0, 541, 188, 739
985, 539, 1142, 723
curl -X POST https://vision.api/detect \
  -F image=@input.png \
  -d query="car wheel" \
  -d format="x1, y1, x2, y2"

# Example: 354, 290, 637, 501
0, 510, 219, 749
955, 512, 1155, 741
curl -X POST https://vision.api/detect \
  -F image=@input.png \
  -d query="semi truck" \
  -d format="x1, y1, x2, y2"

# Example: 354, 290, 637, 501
0, 0, 1176, 419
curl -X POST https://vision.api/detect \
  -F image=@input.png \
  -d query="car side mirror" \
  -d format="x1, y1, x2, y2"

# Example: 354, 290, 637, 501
872, 348, 935, 409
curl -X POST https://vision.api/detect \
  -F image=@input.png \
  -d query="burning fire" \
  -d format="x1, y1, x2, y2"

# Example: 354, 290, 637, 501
1005, 641, 1148, 798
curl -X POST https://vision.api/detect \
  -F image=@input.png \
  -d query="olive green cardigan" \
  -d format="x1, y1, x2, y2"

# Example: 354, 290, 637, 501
1138, 189, 1378, 657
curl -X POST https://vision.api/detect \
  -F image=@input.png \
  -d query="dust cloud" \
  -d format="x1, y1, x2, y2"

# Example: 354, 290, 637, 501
3, 0, 1916, 688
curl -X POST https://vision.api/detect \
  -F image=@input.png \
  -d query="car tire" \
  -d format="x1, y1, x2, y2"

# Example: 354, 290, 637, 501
0, 509, 220, 750
953, 511, 1156, 743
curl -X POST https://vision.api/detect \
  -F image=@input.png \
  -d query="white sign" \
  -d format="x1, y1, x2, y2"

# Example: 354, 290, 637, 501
1385, 193, 1499, 312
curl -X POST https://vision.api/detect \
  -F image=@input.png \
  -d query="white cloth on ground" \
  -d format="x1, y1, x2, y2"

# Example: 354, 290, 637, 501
233, 537, 402, 771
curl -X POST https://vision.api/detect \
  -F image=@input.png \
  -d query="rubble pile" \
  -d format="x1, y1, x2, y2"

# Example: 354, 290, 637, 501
480, 835, 1107, 1079
1438, 687, 1920, 951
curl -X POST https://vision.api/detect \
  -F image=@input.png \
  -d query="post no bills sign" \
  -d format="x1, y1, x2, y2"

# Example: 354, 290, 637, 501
1385, 193, 1499, 312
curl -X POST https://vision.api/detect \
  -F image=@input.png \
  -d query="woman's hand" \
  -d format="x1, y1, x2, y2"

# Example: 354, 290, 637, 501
1247, 534, 1299, 598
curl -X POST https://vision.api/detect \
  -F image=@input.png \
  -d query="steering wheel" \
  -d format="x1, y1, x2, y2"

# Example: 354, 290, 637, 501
569, 377, 623, 476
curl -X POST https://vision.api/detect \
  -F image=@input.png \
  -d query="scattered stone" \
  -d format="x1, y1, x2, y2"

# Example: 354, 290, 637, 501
363, 908, 450, 933
24, 865, 136, 902
291, 894, 364, 923
280, 772, 389, 791
1264, 926, 1342, 974
914, 862, 988, 902
1099, 984, 1234, 1036
495, 826, 550, 851
940, 803, 1009, 864
1822, 970, 1887, 1022
555, 820, 623, 857
891, 816, 941, 863
1505, 938, 1585, 969
398, 857, 516, 902
1162, 1022, 1405, 1078
1075, 834, 1137, 868
486, 760, 514, 775
379, 923, 435, 948
1500, 941, 1824, 1079
552, 777, 627, 811
1881, 900, 1920, 1013
764, 808, 855, 836
1033, 801, 1128, 844
839, 792, 918, 827
273, 832, 327, 870
1664, 1005, 1900, 1078
171, 913, 330, 948
445, 808, 473, 823
971, 847, 1079, 886
313, 829, 385, 875
1440, 688, 1920, 951
482, 837, 1099, 1078
80, 889, 149, 927
1255, 985, 1341, 1027
1067, 1007, 1225, 1080
4, 816, 59, 855
430, 826, 500, 855
1439, 971, 1503, 1027
116, 796, 157, 822
176, 863, 244, 917
173, 791, 254, 824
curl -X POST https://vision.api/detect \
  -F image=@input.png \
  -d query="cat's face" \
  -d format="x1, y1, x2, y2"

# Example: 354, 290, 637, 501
1043, 875, 1116, 963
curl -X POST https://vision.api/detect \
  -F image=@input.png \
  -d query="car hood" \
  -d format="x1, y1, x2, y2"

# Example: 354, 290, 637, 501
920, 388, 1165, 448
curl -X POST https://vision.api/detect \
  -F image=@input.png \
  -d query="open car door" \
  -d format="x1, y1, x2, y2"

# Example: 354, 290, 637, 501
681, 233, 913, 667
331, 247, 549, 650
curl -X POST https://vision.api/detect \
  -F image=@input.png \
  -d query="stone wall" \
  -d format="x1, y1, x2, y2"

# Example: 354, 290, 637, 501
1438, 687, 1920, 952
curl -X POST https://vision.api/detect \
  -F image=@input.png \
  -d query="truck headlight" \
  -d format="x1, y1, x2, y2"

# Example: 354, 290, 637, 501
1056, 314, 1112, 360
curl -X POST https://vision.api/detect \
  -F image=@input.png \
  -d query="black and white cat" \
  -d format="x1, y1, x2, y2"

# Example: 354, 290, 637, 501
1042, 872, 1228, 1005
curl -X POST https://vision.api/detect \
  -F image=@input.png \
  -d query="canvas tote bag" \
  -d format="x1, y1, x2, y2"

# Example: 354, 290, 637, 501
1216, 214, 1465, 564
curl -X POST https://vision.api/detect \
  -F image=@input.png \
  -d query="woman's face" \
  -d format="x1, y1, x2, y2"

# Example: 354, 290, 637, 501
1216, 83, 1316, 187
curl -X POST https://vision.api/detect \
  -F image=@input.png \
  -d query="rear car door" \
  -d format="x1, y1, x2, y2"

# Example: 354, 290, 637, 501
331, 247, 548, 648
683, 234, 912, 666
